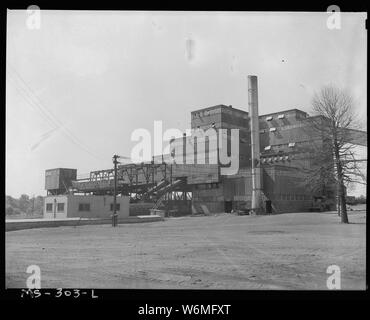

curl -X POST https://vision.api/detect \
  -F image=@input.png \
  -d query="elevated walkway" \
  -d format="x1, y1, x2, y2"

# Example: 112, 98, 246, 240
141, 179, 169, 199
153, 179, 185, 210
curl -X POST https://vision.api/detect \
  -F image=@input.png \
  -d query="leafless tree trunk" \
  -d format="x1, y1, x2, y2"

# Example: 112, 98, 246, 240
304, 85, 365, 223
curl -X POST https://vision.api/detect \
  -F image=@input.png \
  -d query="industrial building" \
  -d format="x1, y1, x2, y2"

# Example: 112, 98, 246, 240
43, 76, 367, 218
44, 194, 130, 219
44, 168, 130, 219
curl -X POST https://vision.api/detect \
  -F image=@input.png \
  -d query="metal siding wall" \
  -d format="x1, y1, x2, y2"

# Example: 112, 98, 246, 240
45, 168, 77, 191
45, 169, 60, 190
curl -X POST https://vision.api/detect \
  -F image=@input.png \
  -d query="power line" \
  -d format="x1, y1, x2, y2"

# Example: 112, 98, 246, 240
7, 63, 105, 161
7, 72, 59, 130
7, 65, 91, 148
8, 71, 101, 159
7, 64, 101, 157
7, 65, 65, 130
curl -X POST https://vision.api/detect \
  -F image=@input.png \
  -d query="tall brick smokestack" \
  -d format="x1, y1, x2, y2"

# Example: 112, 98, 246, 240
248, 75, 262, 214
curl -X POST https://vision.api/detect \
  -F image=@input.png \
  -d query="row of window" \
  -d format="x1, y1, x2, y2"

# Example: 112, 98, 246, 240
263, 141, 303, 152
260, 156, 291, 163
194, 183, 219, 190
271, 194, 311, 201
46, 203, 64, 212
264, 112, 308, 122
45, 202, 120, 213
265, 114, 286, 121
260, 122, 308, 134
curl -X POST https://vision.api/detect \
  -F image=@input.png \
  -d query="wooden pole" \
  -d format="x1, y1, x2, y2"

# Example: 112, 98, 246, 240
113, 154, 119, 227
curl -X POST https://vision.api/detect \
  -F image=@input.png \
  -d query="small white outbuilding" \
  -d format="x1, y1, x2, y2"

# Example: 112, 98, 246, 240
43, 194, 129, 219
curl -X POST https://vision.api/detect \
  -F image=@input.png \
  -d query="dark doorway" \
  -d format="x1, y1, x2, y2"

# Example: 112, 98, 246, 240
265, 200, 272, 214
224, 201, 232, 213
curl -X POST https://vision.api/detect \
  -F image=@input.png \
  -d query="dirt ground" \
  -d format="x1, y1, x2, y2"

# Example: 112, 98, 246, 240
6, 210, 366, 290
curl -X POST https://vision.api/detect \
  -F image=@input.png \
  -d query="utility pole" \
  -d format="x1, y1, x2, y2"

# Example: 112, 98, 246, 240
31, 194, 35, 216
112, 154, 120, 227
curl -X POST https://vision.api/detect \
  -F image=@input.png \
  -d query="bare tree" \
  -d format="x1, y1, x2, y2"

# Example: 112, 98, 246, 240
302, 142, 336, 192
302, 85, 366, 223
298, 134, 337, 211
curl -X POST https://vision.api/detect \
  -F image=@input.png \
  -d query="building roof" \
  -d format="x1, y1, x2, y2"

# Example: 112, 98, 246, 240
260, 108, 309, 118
45, 168, 77, 172
191, 104, 248, 115
191, 105, 309, 118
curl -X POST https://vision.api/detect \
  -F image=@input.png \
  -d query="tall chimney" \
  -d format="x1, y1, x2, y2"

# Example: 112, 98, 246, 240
248, 75, 263, 214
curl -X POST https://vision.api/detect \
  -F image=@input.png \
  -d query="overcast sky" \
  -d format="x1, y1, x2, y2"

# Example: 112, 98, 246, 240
6, 10, 367, 197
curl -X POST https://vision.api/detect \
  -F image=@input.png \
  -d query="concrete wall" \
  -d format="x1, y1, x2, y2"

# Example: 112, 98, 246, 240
192, 182, 225, 213
129, 203, 153, 216
190, 105, 251, 168
44, 195, 69, 219
218, 166, 317, 213
270, 199, 313, 213
263, 166, 314, 213
44, 195, 130, 219
192, 201, 224, 214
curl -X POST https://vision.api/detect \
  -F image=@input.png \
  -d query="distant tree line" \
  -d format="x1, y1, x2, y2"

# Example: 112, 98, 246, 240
347, 195, 366, 205
6, 194, 44, 216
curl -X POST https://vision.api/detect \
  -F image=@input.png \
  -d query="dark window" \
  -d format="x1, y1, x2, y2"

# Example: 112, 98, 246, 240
110, 203, 120, 211
79, 203, 90, 211
46, 203, 53, 212
57, 203, 65, 212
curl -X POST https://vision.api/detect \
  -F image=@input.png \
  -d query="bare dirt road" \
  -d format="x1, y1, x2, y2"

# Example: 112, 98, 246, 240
6, 211, 366, 290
